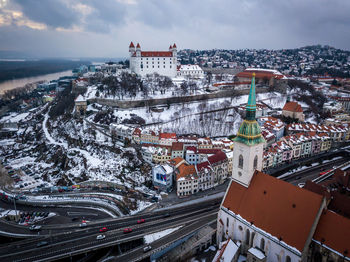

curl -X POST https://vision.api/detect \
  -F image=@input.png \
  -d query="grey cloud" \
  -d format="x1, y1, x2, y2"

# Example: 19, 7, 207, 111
13, 0, 80, 29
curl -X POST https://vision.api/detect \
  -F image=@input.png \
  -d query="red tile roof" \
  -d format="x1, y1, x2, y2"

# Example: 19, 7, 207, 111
208, 151, 227, 165
177, 163, 197, 181
129, 41, 135, 48
222, 171, 324, 252
172, 142, 184, 151
133, 51, 173, 57
173, 43, 177, 48
196, 161, 211, 172
283, 101, 303, 113
236, 70, 284, 80
313, 210, 350, 256
136, 43, 140, 48
159, 132, 177, 140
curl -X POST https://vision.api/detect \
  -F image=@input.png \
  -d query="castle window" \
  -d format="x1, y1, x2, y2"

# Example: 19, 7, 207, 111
254, 155, 258, 170
238, 155, 243, 169
152, 66, 154, 68
170, 66, 172, 68
164, 66, 166, 68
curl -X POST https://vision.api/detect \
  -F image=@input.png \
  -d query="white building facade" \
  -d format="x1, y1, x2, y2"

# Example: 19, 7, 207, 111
129, 42, 177, 78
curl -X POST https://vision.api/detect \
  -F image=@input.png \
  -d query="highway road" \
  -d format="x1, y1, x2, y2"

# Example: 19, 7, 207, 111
281, 156, 350, 185
0, 198, 220, 262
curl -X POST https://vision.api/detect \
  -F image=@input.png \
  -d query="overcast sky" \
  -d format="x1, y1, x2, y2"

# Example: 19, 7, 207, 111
0, 0, 349, 58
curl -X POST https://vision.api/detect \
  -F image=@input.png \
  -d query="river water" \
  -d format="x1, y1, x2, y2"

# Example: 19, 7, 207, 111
0, 70, 73, 94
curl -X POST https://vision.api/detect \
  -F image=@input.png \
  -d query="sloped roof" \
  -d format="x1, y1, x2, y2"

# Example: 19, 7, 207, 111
159, 132, 177, 139
222, 171, 324, 252
132, 51, 173, 57
172, 142, 184, 151
208, 151, 227, 165
313, 210, 350, 256
283, 101, 303, 113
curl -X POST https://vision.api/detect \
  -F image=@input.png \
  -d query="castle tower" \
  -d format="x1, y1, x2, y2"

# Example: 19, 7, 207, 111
172, 43, 177, 57
232, 73, 265, 187
129, 42, 135, 56
136, 43, 141, 57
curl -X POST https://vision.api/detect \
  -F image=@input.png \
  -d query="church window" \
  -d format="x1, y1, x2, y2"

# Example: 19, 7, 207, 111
286, 256, 291, 262
245, 229, 250, 245
238, 155, 243, 168
238, 225, 243, 231
226, 217, 229, 227
260, 238, 265, 250
254, 155, 258, 170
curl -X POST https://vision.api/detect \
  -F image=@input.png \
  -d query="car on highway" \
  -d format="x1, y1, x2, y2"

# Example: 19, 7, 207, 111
319, 169, 332, 176
36, 241, 48, 247
143, 245, 152, 252
163, 213, 171, 218
96, 234, 105, 240
79, 223, 87, 228
99, 227, 108, 232
123, 228, 132, 234
137, 218, 145, 224
29, 225, 42, 231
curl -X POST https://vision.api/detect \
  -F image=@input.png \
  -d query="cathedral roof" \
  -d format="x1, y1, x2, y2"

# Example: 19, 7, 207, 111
283, 101, 303, 113
233, 73, 265, 146
222, 171, 324, 252
313, 210, 350, 257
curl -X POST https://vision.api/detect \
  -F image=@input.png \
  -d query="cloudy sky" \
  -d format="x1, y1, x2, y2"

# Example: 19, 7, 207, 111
0, 0, 349, 58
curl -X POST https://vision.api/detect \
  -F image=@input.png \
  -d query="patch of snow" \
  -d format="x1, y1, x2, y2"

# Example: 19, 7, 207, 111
144, 226, 183, 244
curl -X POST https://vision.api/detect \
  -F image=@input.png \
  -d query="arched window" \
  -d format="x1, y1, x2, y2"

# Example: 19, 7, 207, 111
239, 155, 243, 169
250, 232, 255, 247
254, 155, 258, 170
286, 256, 291, 262
260, 238, 265, 250
245, 229, 250, 245
226, 217, 229, 227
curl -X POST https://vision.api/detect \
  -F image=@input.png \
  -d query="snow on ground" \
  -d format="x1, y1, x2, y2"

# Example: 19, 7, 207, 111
144, 226, 183, 244
129, 200, 153, 215
0, 112, 30, 123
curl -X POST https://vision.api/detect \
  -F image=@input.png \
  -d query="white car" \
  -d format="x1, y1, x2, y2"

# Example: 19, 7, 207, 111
96, 234, 105, 240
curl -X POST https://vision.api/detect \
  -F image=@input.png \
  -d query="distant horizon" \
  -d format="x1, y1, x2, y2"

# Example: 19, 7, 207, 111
0, 43, 349, 60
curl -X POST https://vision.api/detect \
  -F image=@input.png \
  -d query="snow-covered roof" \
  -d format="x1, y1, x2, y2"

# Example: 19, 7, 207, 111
248, 247, 265, 259
75, 94, 86, 102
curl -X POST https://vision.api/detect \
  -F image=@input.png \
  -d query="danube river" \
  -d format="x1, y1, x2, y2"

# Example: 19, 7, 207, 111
0, 70, 73, 94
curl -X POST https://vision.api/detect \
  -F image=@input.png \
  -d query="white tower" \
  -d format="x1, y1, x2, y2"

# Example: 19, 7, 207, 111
232, 73, 265, 187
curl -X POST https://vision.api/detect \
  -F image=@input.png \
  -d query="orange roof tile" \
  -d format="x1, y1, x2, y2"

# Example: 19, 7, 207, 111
133, 51, 173, 57
222, 171, 324, 252
313, 210, 350, 256
283, 101, 303, 113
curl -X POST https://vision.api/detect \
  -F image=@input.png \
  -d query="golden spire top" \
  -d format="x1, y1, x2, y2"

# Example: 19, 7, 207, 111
252, 72, 256, 77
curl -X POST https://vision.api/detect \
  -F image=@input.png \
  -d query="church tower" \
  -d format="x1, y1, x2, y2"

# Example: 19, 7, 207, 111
232, 73, 265, 187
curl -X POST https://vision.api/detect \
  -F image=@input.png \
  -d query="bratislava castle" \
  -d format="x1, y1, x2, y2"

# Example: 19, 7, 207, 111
129, 42, 177, 78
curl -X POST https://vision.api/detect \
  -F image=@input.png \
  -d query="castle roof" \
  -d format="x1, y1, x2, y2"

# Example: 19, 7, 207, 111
132, 51, 173, 57
173, 43, 177, 48
129, 41, 135, 48
222, 171, 324, 252
136, 43, 140, 48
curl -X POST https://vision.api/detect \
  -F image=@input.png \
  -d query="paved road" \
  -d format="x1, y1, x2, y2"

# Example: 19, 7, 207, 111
282, 157, 349, 185
0, 198, 220, 262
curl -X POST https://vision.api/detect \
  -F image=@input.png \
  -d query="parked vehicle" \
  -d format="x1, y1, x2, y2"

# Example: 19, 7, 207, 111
79, 223, 87, 228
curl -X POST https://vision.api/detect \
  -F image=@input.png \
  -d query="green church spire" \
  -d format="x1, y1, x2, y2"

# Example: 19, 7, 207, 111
233, 72, 265, 146
246, 73, 256, 120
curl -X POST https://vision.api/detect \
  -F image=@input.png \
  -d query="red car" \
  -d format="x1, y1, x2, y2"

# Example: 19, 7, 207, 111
123, 228, 132, 234
137, 218, 145, 224
99, 227, 108, 232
